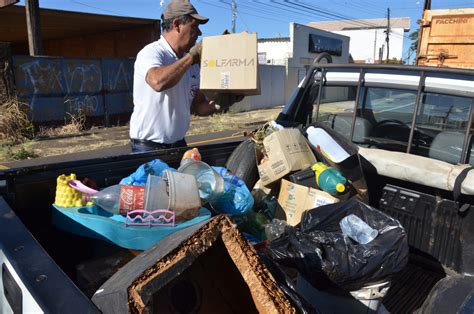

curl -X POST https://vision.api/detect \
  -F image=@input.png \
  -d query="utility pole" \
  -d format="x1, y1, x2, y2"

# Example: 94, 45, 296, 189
25, 0, 43, 56
231, 0, 237, 33
384, 7, 390, 62
373, 29, 377, 62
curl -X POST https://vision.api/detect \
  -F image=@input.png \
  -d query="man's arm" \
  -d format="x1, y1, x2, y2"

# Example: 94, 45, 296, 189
145, 53, 194, 92
191, 90, 218, 116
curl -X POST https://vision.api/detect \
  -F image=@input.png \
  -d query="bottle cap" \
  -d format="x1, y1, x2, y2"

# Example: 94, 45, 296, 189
336, 183, 345, 193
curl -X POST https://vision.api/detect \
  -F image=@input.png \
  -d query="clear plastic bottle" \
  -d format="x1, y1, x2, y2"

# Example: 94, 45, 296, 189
339, 214, 378, 244
83, 184, 145, 216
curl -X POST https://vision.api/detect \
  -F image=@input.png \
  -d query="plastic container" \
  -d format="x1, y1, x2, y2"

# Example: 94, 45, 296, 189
296, 273, 390, 314
340, 214, 378, 245
52, 204, 211, 251
306, 126, 350, 163
180, 148, 202, 167
144, 171, 201, 221
177, 160, 225, 201
311, 162, 347, 195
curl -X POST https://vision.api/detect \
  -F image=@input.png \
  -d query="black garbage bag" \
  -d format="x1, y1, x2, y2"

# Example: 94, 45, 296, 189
267, 198, 409, 291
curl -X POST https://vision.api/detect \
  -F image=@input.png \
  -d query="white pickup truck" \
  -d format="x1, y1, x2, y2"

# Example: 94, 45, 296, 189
0, 64, 473, 313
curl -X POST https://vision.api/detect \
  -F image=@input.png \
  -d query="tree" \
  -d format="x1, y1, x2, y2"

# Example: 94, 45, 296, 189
409, 28, 419, 54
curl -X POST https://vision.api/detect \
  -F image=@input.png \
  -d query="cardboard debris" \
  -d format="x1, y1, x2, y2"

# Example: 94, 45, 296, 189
278, 179, 339, 226
92, 216, 294, 313
258, 128, 317, 186
200, 32, 260, 96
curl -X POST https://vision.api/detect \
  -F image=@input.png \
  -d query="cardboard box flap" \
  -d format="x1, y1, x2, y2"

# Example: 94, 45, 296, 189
278, 179, 339, 226
258, 128, 317, 185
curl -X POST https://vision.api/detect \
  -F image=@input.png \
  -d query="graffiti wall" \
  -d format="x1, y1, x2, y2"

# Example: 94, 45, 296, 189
13, 56, 134, 125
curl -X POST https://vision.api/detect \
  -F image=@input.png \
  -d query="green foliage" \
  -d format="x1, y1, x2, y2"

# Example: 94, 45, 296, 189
409, 29, 419, 53
8, 146, 39, 160
382, 58, 405, 64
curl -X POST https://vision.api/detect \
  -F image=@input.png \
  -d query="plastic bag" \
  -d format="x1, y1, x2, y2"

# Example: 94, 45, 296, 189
210, 167, 254, 215
267, 198, 408, 291
120, 159, 174, 185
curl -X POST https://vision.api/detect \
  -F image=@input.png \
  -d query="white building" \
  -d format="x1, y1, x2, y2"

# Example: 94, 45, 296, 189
256, 23, 350, 102
308, 18, 410, 63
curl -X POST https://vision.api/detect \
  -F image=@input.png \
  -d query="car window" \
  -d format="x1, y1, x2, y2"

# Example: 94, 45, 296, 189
311, 86, 356, 140
413, 93, 472, 163
310, 81, 473, 165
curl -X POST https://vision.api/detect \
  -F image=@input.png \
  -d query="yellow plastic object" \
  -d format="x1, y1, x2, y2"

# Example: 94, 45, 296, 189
54, 174, 84, 207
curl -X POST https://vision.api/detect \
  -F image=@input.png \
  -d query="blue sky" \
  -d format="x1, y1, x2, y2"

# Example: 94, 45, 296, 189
16, 0, 474, 62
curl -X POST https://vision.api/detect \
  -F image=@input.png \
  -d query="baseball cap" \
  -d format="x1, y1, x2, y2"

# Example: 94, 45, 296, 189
163, 0, 209, 24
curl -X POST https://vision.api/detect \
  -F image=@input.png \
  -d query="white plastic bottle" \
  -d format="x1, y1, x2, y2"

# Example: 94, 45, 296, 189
306, 126, 350, 163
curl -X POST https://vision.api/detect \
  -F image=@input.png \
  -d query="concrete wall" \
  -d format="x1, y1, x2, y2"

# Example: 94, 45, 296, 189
286, 23, 350, 101
334, 28, 405, 62
232, 64, 286, 112
257, 40, 291, 65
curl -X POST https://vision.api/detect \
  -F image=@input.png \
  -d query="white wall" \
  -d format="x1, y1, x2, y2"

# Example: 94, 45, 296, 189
334, 28, 406, 62
231, 64, 286, 112
258, 40, 291, 65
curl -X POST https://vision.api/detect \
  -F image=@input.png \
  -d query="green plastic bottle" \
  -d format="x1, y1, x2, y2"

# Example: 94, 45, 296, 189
311, 162, 347, 196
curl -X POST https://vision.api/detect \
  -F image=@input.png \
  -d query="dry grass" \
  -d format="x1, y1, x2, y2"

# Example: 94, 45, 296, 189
37, 109, 87, 137
0, 98, 35, 144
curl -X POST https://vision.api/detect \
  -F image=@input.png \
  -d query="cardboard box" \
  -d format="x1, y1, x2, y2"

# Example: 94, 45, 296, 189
257, 128, 317, 186
278, 179, 339, 226
200, 32, 259, 96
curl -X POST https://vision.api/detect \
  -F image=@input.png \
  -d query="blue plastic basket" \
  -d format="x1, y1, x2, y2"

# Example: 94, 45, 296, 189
52, 204, 211, 251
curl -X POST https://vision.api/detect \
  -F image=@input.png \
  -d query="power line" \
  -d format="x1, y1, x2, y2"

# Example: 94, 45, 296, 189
69, 0, 123, 16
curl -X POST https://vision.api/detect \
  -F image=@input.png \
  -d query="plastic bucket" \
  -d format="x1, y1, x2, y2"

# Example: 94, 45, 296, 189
296, 273, 390, 313
349, 281, 390, 312
144, 171, 201, 220
177, 160, 225, 201
144, 174, 168, 211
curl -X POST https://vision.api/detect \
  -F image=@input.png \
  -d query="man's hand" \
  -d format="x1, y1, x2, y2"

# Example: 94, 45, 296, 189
188, 40, 202, 65
213, 93, 245, 112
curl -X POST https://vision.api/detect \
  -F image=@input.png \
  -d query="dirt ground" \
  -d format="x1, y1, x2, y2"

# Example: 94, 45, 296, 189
1, 107, 282, 163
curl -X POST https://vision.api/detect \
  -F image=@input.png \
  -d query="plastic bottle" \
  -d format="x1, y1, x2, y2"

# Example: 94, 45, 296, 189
311, 162, 347, 195
83, 184, 145, 216
306, 126, 350, 162
180, 148, 202, 167
340, 214, 378, 244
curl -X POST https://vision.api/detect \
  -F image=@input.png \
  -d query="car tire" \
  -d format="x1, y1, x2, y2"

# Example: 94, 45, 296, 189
225, 138, 259, 189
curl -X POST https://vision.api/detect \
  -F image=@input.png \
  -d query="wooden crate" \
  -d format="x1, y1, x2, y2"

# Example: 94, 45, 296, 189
417, 8, 474, 69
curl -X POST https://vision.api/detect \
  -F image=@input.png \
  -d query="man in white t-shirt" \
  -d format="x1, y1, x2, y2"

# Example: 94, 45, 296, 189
129, 0, 217, 152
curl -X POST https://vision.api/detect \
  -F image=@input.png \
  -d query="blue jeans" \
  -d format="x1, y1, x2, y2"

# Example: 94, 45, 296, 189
130, 139, 187, 153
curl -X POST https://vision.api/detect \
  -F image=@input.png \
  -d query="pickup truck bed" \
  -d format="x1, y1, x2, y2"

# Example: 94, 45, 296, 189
1, 64, 473, 313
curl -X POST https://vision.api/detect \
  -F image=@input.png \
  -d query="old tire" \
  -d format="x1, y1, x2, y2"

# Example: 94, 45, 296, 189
225, 138, 259, 189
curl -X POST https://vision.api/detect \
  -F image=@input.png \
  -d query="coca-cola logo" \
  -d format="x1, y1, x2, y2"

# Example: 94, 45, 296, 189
120, 186, 135, 209
119, 185, 145, 212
